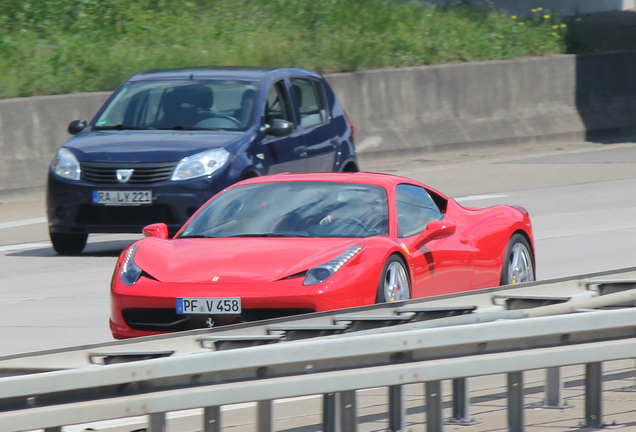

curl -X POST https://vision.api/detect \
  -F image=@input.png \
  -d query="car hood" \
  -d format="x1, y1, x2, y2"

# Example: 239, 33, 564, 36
134, 237, 365, 284
65, 130, 244, 162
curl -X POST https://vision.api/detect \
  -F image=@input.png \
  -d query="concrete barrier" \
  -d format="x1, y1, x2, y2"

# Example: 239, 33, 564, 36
326, 51, 636, 157
0, 92, 110, 198
1, 51, 636, 196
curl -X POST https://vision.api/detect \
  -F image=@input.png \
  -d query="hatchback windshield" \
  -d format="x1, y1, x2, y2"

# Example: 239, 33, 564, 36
94, 80, 258, 131
179, 181, 389, 238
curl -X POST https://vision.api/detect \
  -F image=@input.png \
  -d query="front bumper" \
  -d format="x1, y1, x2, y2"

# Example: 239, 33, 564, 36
110, 276, 373, 339
47, 171, 231, 235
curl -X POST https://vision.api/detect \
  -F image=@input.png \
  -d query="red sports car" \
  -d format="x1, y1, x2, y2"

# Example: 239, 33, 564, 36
110, 172, 535, 338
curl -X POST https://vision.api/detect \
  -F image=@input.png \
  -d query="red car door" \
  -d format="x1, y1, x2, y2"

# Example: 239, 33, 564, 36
394, 184, 475, 298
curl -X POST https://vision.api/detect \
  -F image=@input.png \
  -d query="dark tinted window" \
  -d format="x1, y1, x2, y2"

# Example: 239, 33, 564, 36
265, 80, 294, 125
396, 184, 442, 238
291, 78, 329, 129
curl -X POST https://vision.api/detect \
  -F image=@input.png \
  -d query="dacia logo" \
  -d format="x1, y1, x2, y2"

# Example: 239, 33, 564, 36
116, 169, 134, 183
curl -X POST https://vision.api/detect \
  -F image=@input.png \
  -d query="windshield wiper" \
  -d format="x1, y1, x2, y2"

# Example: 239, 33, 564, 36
155, 125, 213, 130
178, 234, 216, 239
94, 124, 149, 130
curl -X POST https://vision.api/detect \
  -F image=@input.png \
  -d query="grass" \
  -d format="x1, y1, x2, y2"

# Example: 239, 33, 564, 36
0, 0, 572, 99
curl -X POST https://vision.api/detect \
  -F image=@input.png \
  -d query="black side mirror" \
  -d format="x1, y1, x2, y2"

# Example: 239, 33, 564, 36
68, 119, 88, 135
265, 119, 293, 137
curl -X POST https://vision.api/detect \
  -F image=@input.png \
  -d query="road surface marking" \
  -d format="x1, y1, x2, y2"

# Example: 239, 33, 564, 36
0, 241, 50, 252
456, 193, 508, 202
0, 217, 46, 229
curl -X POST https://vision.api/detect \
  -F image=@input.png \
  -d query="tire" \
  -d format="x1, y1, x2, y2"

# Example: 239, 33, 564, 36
500, 233, 535, 285
50, 231, 88, 255
376, 255, 411, 303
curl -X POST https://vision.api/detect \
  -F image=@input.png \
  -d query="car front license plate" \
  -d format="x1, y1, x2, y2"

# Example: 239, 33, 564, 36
176, 297, 242, 314
92, 190, 152, 206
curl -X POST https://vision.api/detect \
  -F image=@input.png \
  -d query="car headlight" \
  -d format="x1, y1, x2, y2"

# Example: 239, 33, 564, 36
120, 246, 142, 286
172, 148, 230, 181
50, 148, 80, 180
303, 246, 364, 286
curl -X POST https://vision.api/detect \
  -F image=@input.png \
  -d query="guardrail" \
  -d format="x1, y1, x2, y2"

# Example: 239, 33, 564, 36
1, 268, 636, 432
2, 307, 636, 432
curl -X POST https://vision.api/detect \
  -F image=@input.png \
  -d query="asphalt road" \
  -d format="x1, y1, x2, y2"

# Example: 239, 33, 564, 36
1, 140, 636, 357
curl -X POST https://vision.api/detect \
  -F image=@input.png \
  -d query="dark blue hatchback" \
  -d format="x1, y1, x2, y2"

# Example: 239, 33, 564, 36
47, 67, 359, 254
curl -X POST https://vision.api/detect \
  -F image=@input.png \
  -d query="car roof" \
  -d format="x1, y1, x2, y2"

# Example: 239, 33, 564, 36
128, 66, 321, 82
234, 172, 445, 196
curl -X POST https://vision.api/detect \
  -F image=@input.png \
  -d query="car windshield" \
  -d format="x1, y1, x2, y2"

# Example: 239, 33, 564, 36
94, 79, 258, 131
179, 181, 389, 238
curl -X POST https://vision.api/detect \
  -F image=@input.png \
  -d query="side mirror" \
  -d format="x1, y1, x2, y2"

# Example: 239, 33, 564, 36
142, 223, 169, 239
419, 220, 456, 243
68, 119, 87, 135
265, 119, 293, 137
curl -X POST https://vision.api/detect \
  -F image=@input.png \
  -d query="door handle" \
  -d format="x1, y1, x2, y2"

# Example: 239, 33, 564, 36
295, 146, 308, 155
329, 138, 339, 146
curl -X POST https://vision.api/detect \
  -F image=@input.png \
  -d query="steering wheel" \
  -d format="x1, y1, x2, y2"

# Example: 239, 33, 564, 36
342, 217, 369, 232
213, 114, 241, 127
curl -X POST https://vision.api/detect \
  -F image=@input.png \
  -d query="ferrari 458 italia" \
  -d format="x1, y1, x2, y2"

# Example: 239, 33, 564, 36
110, 172, 535, 339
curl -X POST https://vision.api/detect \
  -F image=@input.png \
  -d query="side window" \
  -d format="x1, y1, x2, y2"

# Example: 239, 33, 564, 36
265, 80, 294, 126
290, 78, 329, 129
396, 184, 443, 238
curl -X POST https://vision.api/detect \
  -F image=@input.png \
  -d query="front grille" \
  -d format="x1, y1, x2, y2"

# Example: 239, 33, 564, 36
123, 308, 315, 332
75, 204, 177, 225
81, 161, 178, 185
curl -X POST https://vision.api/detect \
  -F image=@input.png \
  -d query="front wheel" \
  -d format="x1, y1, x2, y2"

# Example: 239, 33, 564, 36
50, 231, 88, 255
500, 233, 535, 285
376, 255, 411, 303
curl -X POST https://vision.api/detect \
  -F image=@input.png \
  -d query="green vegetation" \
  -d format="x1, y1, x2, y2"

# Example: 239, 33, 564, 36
0, 0, 570, 98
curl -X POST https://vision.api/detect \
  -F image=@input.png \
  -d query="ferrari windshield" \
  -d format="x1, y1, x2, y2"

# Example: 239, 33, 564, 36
94, 80, 257, 131
179, 181, 389, 238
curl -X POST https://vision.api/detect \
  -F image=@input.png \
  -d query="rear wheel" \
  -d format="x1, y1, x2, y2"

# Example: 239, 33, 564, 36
50, 231, 88, 255
500, 233, 535, 285
376, 255, 411, 303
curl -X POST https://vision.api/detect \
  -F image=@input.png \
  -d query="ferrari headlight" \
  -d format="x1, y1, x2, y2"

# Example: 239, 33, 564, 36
303, 246, 364, 286
172, 148, 230, 181
50, 148, 80, 180
120, 246, 142, 286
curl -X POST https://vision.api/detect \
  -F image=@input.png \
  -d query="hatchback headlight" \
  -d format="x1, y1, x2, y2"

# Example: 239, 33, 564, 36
303, 246, 364, 286
172, 148, 230, 181
50, 148, 80, 180
120, 246, 143, 286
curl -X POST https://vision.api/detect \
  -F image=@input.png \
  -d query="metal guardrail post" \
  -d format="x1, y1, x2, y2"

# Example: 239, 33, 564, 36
148, 413, 166, 432
425, 380, 443, 432
545, 367, 571, 408
445, 378, 479, 425
507, 371, 524, 432
585, 362, 603, 428
340, 390, 357, 432
258, 400, 273, 432
388, 385, 405, 432
323, 393, 339, 432
44, 428, 61, 432
204, 406, 221, 432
